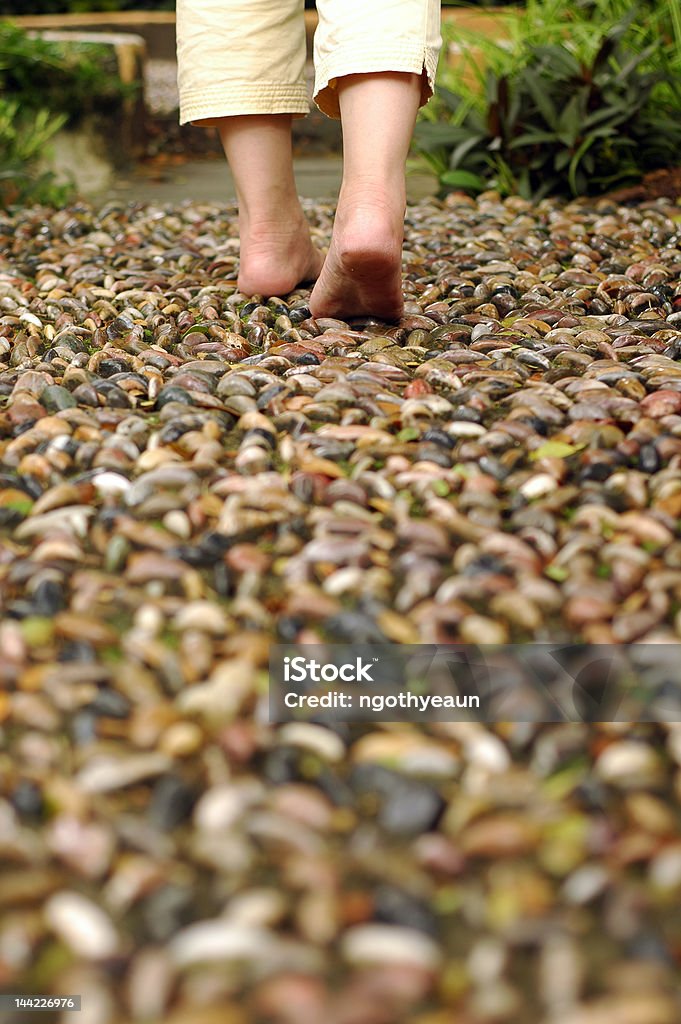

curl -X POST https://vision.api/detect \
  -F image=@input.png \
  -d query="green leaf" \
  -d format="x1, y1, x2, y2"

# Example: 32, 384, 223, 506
450, 134, 487, 168
413, 122, 471, 151
509, 130, 560, 149
557, 93, 585, 145
181, 322, 213, 339
522, 69, 559, 128
397, 427, 420, 442
440, 168, 487, 192
530, 440, 583, 460
545, 565, 569, 582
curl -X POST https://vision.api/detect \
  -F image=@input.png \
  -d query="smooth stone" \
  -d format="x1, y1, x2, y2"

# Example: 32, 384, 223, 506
45, 891, 120, 959
276, 723, 346, 763
340, 925, 442, 969
378, 779, 445, 837
76, 753, 173, 793
595, 742, 663, 787
169, 921, 277, 967
41, 385, 77, 412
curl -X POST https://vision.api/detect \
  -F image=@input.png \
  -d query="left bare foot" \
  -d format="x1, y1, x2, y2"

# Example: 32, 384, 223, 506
237, 211, 324, 297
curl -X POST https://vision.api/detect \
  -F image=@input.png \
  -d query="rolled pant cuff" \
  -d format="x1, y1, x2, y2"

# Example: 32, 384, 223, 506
314, 46, 439, 119
180, 83, 310, 126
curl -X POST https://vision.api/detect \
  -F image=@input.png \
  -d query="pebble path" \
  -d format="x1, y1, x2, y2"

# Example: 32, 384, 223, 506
1, 191, 681, 1023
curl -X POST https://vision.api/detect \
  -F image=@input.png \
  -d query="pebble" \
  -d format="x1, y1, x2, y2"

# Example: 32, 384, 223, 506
378, 779, 446, 836
44, 891, 120, 959
169, 921, 276, 967
340, 925, 442, 969
276, 723, 346, 763
458, 814, 541, 857
76, 753, 173, 794
193, 781, 263, 832
595, 742, 663, 788
1, 191, 680, 1020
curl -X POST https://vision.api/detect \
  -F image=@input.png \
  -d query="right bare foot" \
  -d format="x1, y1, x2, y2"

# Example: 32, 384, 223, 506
237, 212, 324, 297
309, 186, 405, 322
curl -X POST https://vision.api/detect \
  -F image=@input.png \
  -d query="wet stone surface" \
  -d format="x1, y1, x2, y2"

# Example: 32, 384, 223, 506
1, 193, 681, 1021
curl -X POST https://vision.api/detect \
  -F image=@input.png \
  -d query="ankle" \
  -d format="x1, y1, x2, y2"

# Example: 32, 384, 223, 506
340, 174, 405, 207
240, 203, 307, 239
336, 178, 406, 242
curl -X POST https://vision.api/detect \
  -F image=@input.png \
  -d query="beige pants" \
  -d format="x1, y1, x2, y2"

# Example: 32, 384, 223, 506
176, 0, 442, 125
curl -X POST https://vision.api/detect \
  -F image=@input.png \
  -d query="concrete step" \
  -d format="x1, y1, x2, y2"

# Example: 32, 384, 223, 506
95, 155, 438, 206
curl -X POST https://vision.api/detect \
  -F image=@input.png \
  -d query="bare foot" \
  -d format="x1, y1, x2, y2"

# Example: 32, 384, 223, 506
237, 211, 324, 297
309, 187, 405, 321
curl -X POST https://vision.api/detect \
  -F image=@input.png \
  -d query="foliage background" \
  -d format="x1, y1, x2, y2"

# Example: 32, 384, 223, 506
413, 0, 681, 199
0, 22, 132, 205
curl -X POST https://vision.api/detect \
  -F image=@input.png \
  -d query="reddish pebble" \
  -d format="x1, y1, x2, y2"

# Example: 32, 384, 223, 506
226, 543, 270, 574
404, 379, 433, 398
640, 389, 681, 417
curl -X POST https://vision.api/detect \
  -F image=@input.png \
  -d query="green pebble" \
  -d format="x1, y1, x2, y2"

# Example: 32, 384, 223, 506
41, 385, 77, 412
21, 617, 55, 646
105, 534, 130, 573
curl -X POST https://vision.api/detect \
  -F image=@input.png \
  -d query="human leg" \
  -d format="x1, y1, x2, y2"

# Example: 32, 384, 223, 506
176, 0, 322, 295
309, 0, 442, 320
217, 115, 323, 296
309, 72, 421, 321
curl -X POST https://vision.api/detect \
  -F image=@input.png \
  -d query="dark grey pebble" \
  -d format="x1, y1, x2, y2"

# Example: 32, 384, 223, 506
378, 780, 446, 837
11, 779, 44, 821
31, 578, 66, 616
149, 775, 198, 831
142, 885, 195, 942
374, 884, 439, 937
87, 689, 132, 720
639, 443, 661, 473
156, 386, 197, 408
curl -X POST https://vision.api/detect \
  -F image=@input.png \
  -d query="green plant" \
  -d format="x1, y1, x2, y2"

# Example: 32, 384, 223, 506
414, 1, 681, 198
0, 22, 139, 207
0, 99, 72, 206
0, 22, 134, 123
0, 1, 173, 12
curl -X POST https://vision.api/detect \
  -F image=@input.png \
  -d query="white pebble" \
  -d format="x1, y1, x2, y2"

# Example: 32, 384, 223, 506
277, 723, 346, 762
77, 753, 172, 794
470, 321, 498, 342
16, 506, 95, 540
465, 729, 511, 773
226, 888, 287, 927
45, 892, 119, 959
134, 604, 164, 635
650, 845, 681, 889
92, 472, 131, 497
162, 510, 191, 539
169, 921, 274, 967
563, 864, 609, 904
194, 781, 263, 832
341, 925, 442, 969
322, 566, 365, 596
445, 421, 486, 437
176, 660, 254, 718
467, 937, 506, 984
595, 742, 661, 787
519, 473, 558, 500
174, 601, 228, 635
